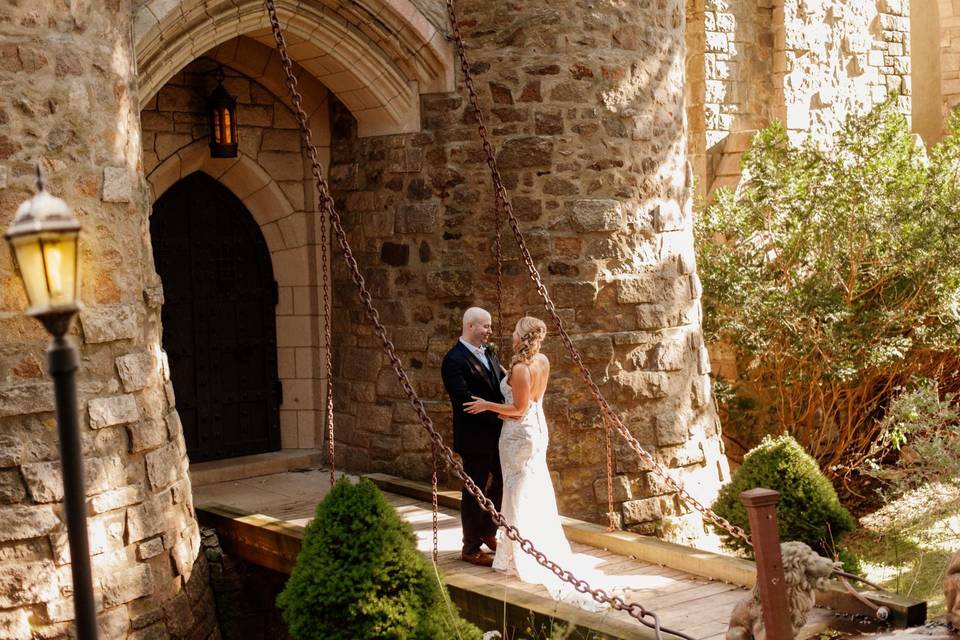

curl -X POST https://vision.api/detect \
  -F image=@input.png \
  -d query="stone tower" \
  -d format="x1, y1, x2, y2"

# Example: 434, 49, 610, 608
0, 3, 214, 637
329, 0, 729, 541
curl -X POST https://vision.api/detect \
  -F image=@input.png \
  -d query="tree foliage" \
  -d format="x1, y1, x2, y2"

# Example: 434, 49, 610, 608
696, 99, 960, 479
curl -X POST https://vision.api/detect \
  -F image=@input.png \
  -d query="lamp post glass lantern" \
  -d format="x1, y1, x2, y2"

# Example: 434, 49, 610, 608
4, 166, 98, 639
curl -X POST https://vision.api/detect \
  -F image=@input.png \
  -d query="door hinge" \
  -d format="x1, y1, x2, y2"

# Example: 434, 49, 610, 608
275, 379, 283, 405
272, 280, 279, 306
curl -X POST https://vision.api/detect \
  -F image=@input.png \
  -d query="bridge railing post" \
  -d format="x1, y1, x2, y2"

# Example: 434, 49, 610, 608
741, 487, 793, 640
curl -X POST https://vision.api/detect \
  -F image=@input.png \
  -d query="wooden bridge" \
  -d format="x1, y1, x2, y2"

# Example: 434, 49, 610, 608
192, 462, 925, 640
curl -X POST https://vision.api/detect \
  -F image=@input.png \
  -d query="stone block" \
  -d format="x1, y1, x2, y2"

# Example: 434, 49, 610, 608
0, 561, 57, 607
637, 470, 675, 497
91, 486, 144, 514
87, 510, 127, 555
655, 412, 690, 447
653, 201, 686, 232
617, 272, 689, 304
89, 395, 139, 429
425, 270, 474, 298
552, 281, 597, 307
80, 304, 138, 344
647, 339, 687, 371
128, 418, 168, 453
691, 375, 711, 408
0, 608, 30, 638
100, 564, 153, 607
593, 475, 632, 502
22, 456, 124, 503
0, 435, 24, 467
115, 351, 155, 392
0, 505, 58, 542
396, 203, 440, 233
261, 129, 302, 152
636, 303, 685, 330
163, 591, 195, 636
146, 441, 183, 490
569, 199, 623, 232
102, 167, 132, 203
97, 605, 130, 638
612, 371, 669, 400
659, 439, 707, 468
137, 537, 164, 562
570, 335, 614, 363
495, 136, 553, 169
0, 382, 55, 418
357, 404, 394, 435
126, 495, 169, 543
621, 496, 664, 525
164, 409, 183, 441
258, 151, 304, 181
0, 470, 25, 505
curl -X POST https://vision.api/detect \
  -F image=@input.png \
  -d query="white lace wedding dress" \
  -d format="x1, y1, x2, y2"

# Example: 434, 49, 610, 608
492, 377, 607, 611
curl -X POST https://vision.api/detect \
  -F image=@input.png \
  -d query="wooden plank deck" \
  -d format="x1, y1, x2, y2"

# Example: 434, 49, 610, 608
192, 468, 911, 640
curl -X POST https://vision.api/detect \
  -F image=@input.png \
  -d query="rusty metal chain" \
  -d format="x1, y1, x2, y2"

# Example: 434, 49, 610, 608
256, 2, 336, 485
265, 3, 690, 637
442, 0, 752, 548
431, 440, 440, 563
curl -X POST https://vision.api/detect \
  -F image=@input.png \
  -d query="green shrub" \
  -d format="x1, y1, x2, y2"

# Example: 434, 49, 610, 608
712, 435, 856, 562
277, 478, 482, 640
696, 98, 960, 477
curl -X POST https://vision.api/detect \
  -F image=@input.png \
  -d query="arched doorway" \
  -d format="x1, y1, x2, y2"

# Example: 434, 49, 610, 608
151, 172, 281, 462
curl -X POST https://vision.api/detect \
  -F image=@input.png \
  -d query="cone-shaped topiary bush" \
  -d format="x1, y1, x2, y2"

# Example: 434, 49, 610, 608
277, 477, 483, 640
711, 435, 855, 560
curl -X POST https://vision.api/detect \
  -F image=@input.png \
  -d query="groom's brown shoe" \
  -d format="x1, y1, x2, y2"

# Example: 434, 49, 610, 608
461, 550, 494, 567
480, 535, 498, 552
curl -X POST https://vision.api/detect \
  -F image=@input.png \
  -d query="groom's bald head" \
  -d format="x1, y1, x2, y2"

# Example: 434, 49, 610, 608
462, 307, 492, 347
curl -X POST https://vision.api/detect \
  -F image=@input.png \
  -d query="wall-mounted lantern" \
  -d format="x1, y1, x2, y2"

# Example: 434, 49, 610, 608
208, 67, 238, 158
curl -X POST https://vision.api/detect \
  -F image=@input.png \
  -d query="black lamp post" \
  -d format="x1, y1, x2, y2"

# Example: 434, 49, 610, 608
4, 167, 97, 639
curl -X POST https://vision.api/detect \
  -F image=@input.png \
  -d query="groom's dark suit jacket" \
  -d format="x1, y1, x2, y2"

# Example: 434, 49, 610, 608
441, 341, 505, 455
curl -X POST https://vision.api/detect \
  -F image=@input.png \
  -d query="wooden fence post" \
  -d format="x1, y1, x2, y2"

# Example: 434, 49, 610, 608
740, 488, 792, 640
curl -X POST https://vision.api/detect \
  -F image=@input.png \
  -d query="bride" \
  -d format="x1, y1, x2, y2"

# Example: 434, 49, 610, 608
464, 317, 606, 611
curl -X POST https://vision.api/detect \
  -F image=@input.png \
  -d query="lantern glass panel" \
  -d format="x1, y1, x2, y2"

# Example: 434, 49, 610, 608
9, 230, 79, 312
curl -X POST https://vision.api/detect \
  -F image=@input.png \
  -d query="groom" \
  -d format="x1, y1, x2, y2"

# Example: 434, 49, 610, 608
441, 307, 505, 567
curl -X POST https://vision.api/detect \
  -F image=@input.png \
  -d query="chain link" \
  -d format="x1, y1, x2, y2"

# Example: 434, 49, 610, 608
442, 0, 752, 549
431, 440, 440, 564
264, 3, 700, 636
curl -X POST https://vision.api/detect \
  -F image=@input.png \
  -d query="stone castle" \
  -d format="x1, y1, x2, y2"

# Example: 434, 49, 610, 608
0, 0, 952, 636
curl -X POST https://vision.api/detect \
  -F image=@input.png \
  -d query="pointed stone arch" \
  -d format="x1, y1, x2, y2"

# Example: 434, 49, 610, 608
146, 141, 296, 259
134, 0, 455, 137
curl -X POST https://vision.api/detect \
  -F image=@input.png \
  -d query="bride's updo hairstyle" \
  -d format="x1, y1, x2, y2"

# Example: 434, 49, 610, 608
508, 316, 547, 381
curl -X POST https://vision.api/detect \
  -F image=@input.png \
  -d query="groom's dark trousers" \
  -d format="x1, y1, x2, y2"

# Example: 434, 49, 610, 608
441, 341, 505, 555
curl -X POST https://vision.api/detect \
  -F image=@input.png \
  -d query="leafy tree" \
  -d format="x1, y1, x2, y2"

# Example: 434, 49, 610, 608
277, 478, 482, 640
697, 99, 960, 479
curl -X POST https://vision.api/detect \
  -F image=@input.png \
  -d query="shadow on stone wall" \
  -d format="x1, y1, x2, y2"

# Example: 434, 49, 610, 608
202, 528, 292, 640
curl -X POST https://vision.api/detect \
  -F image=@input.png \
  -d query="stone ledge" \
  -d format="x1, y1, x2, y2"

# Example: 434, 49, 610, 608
189, 449, 324, 487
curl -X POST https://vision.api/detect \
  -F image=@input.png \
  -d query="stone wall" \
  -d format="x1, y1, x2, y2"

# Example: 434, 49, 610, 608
327, 0, 729, 542
686, 0, 915, 198
0, 2, 217, 637
140, 51, 329, 452
686, 0, 775, 198
775, 0, 911, 142
938, 0, 960, 135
